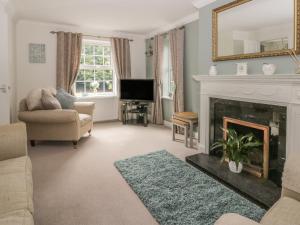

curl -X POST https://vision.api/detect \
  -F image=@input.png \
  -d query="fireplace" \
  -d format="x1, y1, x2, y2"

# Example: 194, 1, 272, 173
186, 74, 300, 207
209, 98, 287, 186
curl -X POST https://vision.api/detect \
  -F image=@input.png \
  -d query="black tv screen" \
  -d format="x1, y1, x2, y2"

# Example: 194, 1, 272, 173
120, 79, 154, 101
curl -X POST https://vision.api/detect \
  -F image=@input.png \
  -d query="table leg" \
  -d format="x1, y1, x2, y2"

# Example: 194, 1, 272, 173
189, 121, 193, 148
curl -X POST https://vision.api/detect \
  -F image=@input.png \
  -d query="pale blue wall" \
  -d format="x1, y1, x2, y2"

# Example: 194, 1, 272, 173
146, 0, 295, 122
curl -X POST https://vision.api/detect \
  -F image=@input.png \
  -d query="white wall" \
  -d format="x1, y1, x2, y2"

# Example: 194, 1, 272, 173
0, 0, 15, 125
15, 20, 146, 122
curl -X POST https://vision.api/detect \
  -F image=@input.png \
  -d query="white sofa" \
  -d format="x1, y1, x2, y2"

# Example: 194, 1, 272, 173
0, 123, 34, 225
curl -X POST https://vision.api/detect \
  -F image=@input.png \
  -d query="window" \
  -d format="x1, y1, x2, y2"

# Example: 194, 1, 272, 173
162, 36, 173, 99
75, 39, 116, 97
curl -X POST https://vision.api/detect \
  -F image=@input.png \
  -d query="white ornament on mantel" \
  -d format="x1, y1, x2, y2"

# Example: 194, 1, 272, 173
209, 65, 218, 76
263, 64, 276, 75
193, 74, 300, 159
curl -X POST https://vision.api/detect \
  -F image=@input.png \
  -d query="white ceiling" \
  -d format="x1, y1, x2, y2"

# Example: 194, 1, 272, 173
11, 0, 199, 35
219, 0, 293, 31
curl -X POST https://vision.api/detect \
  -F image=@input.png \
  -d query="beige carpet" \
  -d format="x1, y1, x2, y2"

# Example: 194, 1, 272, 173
29, 122, 198, 225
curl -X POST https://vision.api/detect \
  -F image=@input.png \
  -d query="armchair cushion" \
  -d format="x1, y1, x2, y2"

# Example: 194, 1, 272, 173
19, 110, 78, 124
0, 123, 27, 161
74, 102, 95, 116
26, 88, 57, 111
260, 197, 300, 225
215, 213, 260, 225
41, 89, 62, 110
56, 88, 76, 109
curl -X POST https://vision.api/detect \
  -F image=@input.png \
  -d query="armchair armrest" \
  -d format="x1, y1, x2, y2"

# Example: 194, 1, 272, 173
214, 214, 260, 225
19, 110, 79, 124
73, 102, 95, 116
0, 122, 28, 161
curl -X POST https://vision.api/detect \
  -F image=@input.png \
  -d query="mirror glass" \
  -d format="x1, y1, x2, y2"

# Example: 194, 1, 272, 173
216, 0, 295, 59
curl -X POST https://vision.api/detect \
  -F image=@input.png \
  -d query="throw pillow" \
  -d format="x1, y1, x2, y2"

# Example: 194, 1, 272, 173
56, 88, 77, 109
41, 89, 62, 110
26, 88, 43, 111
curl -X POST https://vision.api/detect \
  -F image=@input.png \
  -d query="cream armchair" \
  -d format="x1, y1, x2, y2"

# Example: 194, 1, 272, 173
18, 99, 95, 148
215, 152, 300, 225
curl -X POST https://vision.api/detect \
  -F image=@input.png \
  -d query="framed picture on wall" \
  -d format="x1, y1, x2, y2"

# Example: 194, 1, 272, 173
29, 43, 46, 64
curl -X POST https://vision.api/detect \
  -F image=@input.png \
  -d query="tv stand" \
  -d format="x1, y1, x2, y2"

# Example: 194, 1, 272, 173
121, 102, 149, 127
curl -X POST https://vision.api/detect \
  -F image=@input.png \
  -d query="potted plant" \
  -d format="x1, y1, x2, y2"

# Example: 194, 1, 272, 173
211, 128, 262, 173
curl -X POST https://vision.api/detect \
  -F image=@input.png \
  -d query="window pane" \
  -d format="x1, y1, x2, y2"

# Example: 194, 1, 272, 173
85, 45, 93, 55
95, 56, 104, 65
95, 70, 104, 80
85, 70, 94, 81
104, 47, 111, 55
95, 46, 103, 55
80, 55, 84, 64
77, 70, 85, 80
103, 56, 111, 65
98, 82, 105, 93
103, 70, 113, 80
85, 55, 94, 65
76, 82, 84, 93
85, 82, 93, 93
105, 81, 113, 92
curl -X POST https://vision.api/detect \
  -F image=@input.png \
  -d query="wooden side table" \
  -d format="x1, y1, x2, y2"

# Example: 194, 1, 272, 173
173, 112, 199, 148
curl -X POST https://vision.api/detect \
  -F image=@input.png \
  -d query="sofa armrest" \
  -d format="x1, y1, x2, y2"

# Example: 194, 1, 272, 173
19, 110, 79, 124
214, 214, 260, 225
0, 122, 28, 161
73, 102, 95, 116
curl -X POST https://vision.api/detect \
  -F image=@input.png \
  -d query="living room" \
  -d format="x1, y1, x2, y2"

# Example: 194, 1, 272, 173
0, 0, 299, 225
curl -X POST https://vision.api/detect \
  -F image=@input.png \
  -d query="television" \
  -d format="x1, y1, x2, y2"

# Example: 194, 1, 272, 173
120, 79, 154, 102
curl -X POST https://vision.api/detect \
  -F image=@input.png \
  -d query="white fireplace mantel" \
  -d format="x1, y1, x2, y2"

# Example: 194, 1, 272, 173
193, 74, 300, 157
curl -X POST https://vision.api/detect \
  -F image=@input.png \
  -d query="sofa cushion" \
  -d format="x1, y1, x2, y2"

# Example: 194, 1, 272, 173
26, 89, 43, 111
261, 197, 300, 225
79, 114, 92, 126
56, 88, 77, 109
41, 89, 62, 110
26, 88, 57, 111
0, 156, 33, 215
0, 210, 34, 225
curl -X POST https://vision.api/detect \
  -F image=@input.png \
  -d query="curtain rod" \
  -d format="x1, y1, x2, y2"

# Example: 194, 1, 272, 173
149, 26, 185, 40
50, 31, 134, 42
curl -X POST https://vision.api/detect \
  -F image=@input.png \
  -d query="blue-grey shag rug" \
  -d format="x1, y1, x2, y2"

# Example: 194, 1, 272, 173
114, 150, 266, 225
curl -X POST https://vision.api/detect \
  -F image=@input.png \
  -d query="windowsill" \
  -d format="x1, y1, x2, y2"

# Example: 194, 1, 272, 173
162, 96, 173, 100
76, 94, 118, 100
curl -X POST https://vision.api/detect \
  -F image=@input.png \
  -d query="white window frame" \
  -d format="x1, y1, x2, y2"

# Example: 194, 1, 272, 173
75, 38, 117, 98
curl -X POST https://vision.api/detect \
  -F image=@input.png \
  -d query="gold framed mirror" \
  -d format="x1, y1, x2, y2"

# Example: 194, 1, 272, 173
212, 0, 300, 61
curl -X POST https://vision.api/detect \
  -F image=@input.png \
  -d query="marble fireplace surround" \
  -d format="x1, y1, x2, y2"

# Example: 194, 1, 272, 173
193, 74, 300, 158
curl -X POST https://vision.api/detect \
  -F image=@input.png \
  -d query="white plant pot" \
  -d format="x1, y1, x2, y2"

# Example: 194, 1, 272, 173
228, 161, 243, 173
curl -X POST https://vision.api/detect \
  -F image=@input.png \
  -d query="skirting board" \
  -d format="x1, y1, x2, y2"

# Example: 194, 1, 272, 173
164, 120, 172, 128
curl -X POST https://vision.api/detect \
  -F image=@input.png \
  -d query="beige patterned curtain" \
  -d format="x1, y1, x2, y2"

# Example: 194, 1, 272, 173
152, 35, 164, 125
111, 38, 131, 79
56, 32, 82, 94
111, 38, 131, 120
169, 28, 184, 113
